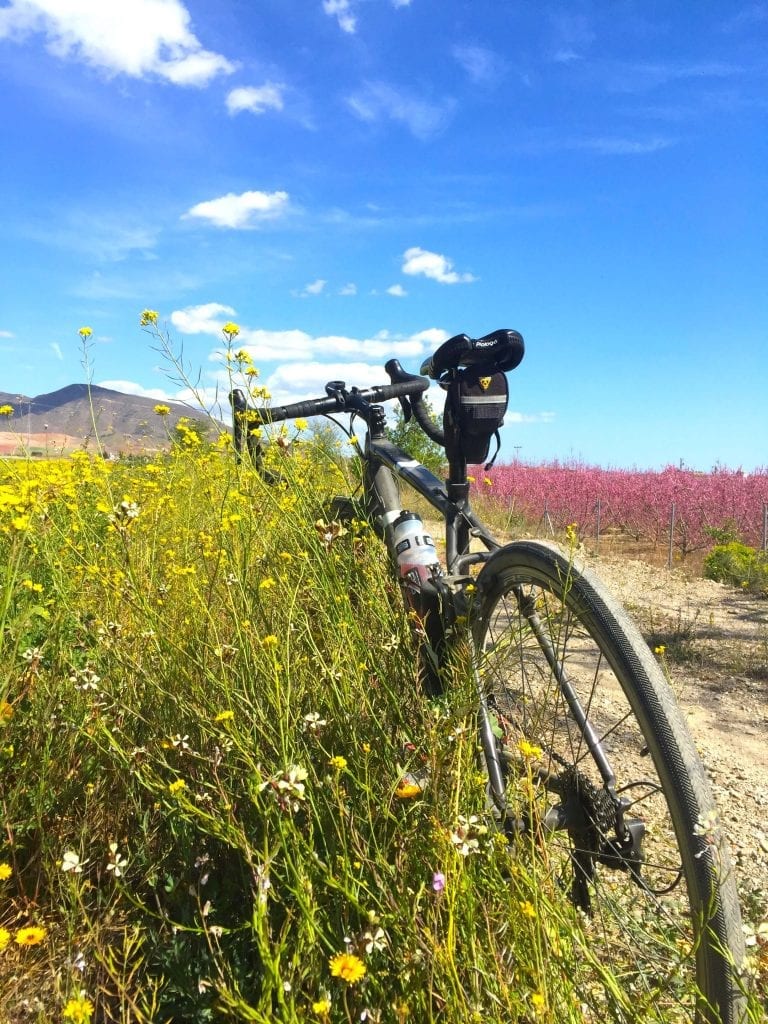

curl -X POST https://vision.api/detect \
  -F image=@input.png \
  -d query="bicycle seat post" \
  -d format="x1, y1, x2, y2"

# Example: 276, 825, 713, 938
446, 454, 472, 565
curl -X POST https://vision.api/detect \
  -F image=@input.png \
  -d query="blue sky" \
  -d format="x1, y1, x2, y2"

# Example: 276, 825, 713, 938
1, 0, 766, 470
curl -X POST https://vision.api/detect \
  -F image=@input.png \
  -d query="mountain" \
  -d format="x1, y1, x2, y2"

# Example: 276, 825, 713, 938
0, 384, 223, 456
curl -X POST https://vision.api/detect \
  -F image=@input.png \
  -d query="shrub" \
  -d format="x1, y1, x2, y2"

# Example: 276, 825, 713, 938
703, 541, 768, 595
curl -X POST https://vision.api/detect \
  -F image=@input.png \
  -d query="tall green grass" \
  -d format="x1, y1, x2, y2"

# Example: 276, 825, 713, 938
0, 438, 763, 1022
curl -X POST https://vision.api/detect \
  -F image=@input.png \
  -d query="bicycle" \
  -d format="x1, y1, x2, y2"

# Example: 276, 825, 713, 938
230, 328, 746, 1023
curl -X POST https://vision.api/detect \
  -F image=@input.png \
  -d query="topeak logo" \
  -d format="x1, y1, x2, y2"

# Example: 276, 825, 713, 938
479, 376, 492, 391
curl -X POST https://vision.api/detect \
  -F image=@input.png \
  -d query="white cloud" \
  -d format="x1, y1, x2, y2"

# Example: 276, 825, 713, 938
553, 49, 582, 64
27, 213, 158, 262
184, 190, 290, 229
50, 342, 63, 360
171, 302, 236, 335
452, 44, 505, 85
302, 279, 327, 296
601, 59, 743, 94
339, 283, 357, 296
168, 305, 449, 377
0, 330, 14, 338
98, 379, 176, 401
226, 84, 284, 116
505, 411, 556, 424
387, 283, 407, 297
347, 82, 455, 140
323, 0, 356, 33
212, 327, 444, 365
402, 246, 477, 285
322, 0, 408, 34
575, 136, 673, 155
97, 379, 226, 418
0, 0, 235, 86
547, 11, 595, 63
265, 361, 388, 400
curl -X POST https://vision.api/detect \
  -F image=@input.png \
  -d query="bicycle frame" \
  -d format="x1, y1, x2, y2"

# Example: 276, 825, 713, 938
357, 401, 500, 575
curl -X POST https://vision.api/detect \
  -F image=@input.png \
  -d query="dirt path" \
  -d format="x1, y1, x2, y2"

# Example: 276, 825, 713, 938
585, 554, 768, 937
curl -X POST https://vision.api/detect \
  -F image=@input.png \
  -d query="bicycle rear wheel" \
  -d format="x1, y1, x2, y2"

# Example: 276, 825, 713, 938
473, 541, 745, 1023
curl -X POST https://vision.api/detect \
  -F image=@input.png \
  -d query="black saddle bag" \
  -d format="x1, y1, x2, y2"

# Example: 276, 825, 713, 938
443, 365, 508, 466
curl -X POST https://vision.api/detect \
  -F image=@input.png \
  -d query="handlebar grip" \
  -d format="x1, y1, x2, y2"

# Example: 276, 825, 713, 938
230, 389, 340, 427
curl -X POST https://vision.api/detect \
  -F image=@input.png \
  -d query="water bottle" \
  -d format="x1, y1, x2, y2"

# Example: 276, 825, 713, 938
391, 510, 442, 588
389, 510, 445, 697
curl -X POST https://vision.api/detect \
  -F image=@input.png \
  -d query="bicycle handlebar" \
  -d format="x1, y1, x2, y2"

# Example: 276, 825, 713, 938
230, 373, 430, 428
231, 325, 523, 450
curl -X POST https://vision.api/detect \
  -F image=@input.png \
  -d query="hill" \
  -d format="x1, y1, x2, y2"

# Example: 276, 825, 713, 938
0, 384, 221, 456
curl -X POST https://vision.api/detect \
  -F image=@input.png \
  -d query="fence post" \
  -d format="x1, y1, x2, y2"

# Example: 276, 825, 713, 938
667, 502, 676, 569
595, 498, 601, 554
541, 503, 555, 537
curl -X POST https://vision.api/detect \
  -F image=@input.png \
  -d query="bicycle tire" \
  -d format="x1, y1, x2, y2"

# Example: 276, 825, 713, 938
472, 540, 745, 1023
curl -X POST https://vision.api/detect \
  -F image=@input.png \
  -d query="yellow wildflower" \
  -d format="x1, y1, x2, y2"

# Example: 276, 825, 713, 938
140, 309, 159, 326
154, 404, 171, 417
0, 927, 10, 951
519, 900, 536, 918
329, 951, 366, 984
395, 779, 421, 800
168, 779, 186, 795
214, 710, 234, 723
15, 925, 47, 946
0, 702, 13, 724
329, 755, 347, 770
0, 404, 13, 417
517, 738, 542, 759
62, 995, 95, 1023
222, 322, 240, 338
654, 645, 666, 655
531, 991, 546, 1012
312, 997, 332, 1015
259, 577, 275, 590
294, 418, 308, 431
0, 862, 12, 880
78, 326, 92, 338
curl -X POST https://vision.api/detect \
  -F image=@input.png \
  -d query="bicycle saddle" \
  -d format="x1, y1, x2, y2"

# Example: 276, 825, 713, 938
420, 329, 525, 379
